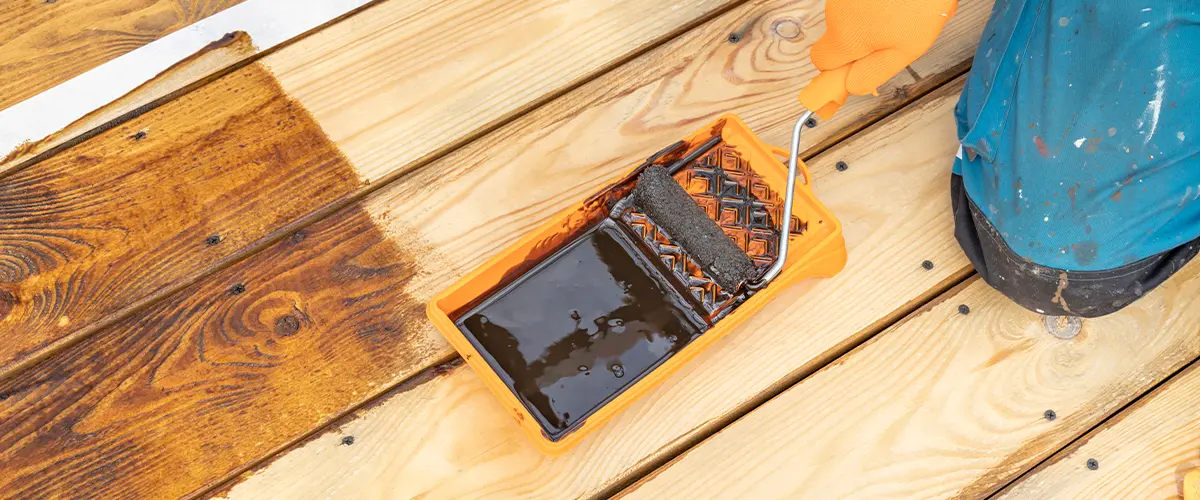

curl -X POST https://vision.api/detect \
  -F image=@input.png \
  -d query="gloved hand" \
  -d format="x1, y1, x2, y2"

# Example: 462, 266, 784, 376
800, 0, 957, 119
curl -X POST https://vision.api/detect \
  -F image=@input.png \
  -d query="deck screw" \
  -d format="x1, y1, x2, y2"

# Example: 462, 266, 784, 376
921, 260, 935, 270
205, 235, 222, 246
835, 161, 849, 172
229, 283, 246, 295
132, 130, 148, 141
1044, 409, 1057, 421
727, 32, 742, 43
0, 393, 7, 400
1044, 315, 1082, 339
1086, 458, 1099, 470
341, 436, 355, 446
805, 117, 818, 128
958, 304, 970, 315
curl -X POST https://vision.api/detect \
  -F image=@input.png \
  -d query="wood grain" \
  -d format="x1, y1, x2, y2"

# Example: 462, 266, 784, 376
217, 6, 988, 492
0, 0, 245, 112
998, 358, 1200, 499
0, 63, 361, 380
0, 0, 737, 377
0, 204, 447, 500
620, 263, 1200, 499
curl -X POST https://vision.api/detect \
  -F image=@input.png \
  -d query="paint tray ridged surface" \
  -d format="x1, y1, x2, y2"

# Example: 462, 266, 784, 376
426, 115, 847, 455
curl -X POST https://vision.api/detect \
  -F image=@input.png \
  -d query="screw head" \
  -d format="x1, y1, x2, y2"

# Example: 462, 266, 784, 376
229, 283, 246, 295
957, 304, 970, 315
1044, 409, 1057, 421
205, 235, 222, 246
835, 161, 849, 172
1086, 458, 1099, 470
921, 260, 935, 270
805, 117, 818, 128
727, 32, 742, 43
1044, 315, 1082, 339
341, 436, 355, 446
132, 130, 148, 141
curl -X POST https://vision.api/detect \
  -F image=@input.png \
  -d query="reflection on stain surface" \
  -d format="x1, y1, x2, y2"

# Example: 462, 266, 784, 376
457, 219, 704, 439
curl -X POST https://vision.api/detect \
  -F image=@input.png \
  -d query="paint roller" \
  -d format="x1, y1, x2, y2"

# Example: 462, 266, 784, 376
630, 111, 815, 292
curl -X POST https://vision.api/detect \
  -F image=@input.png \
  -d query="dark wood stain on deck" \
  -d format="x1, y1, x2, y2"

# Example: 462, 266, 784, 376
0, 205, 442, 500
0, 63, 363, 379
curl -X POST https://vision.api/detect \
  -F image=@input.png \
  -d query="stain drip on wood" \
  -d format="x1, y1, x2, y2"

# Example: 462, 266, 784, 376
0, 204, 440, 500
0, 62, 362, 379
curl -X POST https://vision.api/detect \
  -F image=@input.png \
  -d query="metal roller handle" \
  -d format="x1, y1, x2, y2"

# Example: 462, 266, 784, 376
747, 110, 814, 291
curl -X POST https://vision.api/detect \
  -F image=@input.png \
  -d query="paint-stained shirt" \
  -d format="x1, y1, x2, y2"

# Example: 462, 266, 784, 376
953, 0, 1200, 271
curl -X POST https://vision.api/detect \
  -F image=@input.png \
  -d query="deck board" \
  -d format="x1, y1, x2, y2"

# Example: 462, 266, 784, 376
0, 0, 245, 113
619, 263, 1200, 498
0, 0, 736, 381
998, 357, 1200, 499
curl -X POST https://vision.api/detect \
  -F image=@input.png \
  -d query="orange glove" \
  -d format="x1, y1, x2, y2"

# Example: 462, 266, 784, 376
800, 0, 958, 120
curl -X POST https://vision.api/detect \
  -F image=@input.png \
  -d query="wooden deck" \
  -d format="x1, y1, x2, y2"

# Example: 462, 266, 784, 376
2, 0, 1197, 498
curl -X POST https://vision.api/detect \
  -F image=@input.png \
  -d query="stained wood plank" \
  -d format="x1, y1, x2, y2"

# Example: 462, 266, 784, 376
998, 359, 1200, 499
0, 204, 446, 499
214, 3, 992, 493
0, 63, 360, 379
619, 267, 1200, 499
0, 0, 245, 112
2, 0, 990, 497
0, 0, 737, 379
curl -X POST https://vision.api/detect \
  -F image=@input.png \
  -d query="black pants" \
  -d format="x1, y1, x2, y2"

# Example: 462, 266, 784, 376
952, 174, 1200, 318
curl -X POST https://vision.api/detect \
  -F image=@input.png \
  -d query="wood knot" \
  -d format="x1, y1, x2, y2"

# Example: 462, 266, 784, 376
0, 289, 17, 320
274, 315, 301, 336
771, 18, 804, 40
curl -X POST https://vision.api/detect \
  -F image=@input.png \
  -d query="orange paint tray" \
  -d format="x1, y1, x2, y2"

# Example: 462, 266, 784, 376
426, 115, 847, 455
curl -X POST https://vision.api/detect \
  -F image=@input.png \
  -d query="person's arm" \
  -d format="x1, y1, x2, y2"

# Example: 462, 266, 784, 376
800, 0, 958, 119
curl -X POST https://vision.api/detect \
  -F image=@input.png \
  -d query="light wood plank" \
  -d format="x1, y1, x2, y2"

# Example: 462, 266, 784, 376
214, 0, 991, 491
0, 0, 989, 497
0, 0, 736, 379
999, 359, 1200, 499
0, 0, 244, 112
620, 265, 1200, 499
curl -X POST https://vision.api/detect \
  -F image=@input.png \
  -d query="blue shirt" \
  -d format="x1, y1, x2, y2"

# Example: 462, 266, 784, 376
954, 0, 1200, 270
